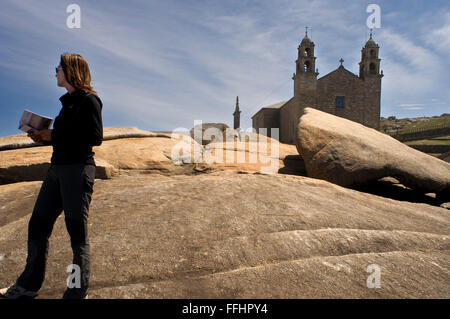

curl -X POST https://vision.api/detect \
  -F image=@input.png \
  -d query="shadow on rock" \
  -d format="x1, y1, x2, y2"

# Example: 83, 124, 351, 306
278, 155, 307, 176
352, 177, 448, 208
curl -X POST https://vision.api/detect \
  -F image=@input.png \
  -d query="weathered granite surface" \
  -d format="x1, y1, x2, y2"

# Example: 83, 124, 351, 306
296, 108, 450, 198
0, 171, 448, 298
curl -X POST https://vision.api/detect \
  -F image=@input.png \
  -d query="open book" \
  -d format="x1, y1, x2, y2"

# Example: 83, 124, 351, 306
18, 109, 53, 133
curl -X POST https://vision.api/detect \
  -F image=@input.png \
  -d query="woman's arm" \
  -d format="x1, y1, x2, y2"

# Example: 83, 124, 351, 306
29, 129, 52, 145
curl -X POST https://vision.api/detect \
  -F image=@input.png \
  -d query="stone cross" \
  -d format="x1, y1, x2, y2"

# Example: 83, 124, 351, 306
339, 58, 344, 66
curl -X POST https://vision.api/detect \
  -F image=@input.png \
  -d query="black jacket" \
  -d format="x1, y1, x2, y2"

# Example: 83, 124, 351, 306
43, 89, 103, 166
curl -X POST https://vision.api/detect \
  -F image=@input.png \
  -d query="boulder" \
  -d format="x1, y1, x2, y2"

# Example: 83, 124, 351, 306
0, 126, 171, 151
190, 123, 236, 145
0, 146, 115, 184
92, 136, 203, 176
0, 128, 203, 185
296, 107, 450, 197
101, 126, 171, 140
0, 127, 303, 185
203, 135, 301, 175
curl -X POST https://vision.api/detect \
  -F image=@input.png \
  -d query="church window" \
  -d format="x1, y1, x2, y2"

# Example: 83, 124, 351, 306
370, 63, 376, 74
335, 96, 345, 108
370, 49, 376, 57
304, 61, 310, 72
304, 48, 311, 57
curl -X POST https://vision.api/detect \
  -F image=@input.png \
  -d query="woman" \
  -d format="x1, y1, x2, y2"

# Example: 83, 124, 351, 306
0, 53, 103, 299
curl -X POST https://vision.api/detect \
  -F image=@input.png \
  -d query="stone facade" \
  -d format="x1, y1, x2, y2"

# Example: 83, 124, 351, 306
251, 31, 383, 144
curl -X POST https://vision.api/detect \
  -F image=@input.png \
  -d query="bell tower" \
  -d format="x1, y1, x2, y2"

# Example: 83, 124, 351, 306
359, 30, 383, 79
293, 27, 318, 106
295, 27, 317, 74
359, 30, 383, 130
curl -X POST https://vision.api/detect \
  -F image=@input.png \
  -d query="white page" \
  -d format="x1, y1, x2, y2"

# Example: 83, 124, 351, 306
18, 109, 53, 133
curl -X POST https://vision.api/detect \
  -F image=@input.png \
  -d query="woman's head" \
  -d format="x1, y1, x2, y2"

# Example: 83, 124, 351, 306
56, 53, 97, 95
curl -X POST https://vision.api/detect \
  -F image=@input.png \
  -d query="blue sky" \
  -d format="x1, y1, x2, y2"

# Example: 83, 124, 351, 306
1, 0, 449, 138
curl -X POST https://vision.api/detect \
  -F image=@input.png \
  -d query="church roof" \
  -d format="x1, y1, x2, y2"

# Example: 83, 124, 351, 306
365, 38, 377, 47
251, 101, 287, 119
318, 65, 360, 82
262, 101, 287, 109
365, 33, 378, 47
301, 35, 312, 45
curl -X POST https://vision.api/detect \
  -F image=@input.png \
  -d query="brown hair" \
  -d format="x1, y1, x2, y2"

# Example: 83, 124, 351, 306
60, 53, 97, 96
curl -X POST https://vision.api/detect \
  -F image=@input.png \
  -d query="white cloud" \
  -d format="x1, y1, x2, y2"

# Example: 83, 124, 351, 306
399, 104, 424, 107
379, 29, 440, 74
398, 104, 424, 110
378, 28, 442, 98
427, 12, 450, 53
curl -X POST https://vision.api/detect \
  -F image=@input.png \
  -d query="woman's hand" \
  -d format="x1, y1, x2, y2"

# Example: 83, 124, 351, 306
28, 129, 52, 144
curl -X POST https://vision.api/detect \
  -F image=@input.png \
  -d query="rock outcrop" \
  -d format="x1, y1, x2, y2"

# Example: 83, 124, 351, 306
0, 129, 201, 184
296, 107, 450, 198
1, 123, 449, 299
0, 127, 303, 185
0, 126, 170, 151
0, 171, 448, 298
190, 123, 239, 145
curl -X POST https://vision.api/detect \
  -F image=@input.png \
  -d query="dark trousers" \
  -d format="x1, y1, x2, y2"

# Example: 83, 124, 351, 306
16, 163, 96, 298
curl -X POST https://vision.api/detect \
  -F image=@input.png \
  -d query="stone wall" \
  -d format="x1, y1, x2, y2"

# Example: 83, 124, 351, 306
395, 126, 450, 142
279, 98, 297, 144
315, 66, 380, 130
363, 77, 382, 130
252, 108, 280, 139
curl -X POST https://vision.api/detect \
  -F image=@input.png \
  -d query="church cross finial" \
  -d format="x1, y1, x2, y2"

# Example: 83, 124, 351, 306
369, 28, 373, 39
339, 58, 344, 66
305, 26, 308, 37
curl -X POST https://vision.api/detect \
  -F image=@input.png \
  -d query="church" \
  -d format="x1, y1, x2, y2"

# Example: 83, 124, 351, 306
249, 30, 383, 144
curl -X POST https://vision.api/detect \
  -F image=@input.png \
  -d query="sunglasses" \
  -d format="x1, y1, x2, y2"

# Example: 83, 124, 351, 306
55, 66, 63, 74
